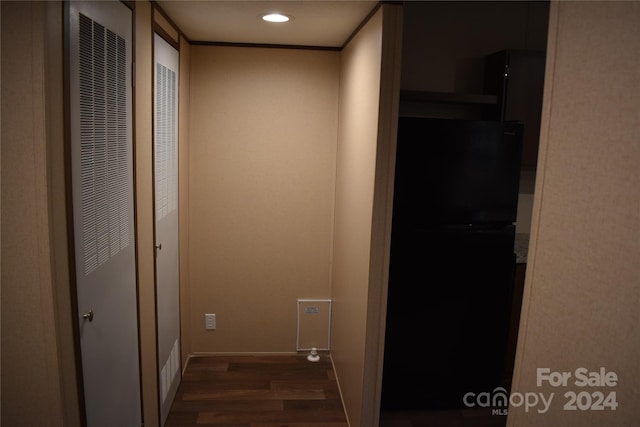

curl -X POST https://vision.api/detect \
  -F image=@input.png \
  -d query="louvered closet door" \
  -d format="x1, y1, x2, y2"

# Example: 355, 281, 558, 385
154, 33, 181, 426
68, 2, 141, 426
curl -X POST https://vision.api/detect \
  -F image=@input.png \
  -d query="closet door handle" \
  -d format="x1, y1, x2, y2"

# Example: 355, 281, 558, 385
82, 309, 94, 322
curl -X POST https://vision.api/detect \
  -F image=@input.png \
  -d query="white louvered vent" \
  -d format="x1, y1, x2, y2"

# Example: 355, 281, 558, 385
155, 63, 178, 220
79, 13, 130, 276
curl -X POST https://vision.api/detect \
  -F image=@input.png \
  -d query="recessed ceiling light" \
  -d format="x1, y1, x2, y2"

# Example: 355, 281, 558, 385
261, 13, 292, 23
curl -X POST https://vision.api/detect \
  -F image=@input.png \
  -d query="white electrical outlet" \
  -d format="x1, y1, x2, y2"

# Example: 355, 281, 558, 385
205, 313, 216, 330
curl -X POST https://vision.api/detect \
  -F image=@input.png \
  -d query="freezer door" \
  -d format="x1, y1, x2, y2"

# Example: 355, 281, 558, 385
382, 226, 516, 410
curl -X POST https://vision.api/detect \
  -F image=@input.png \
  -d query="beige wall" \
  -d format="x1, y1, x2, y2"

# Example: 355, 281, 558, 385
43, 3, 83, 424
1, 2, 70, 425
509, 2, 640, 426
330, 5, 403, 426
187, 45, 340, 353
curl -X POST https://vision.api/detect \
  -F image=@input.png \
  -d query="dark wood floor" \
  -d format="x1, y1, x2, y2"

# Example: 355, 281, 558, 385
166, 354, 348, 427
379, 408, 507, 427
379, 371, 512, 427
167, 354, 508, 427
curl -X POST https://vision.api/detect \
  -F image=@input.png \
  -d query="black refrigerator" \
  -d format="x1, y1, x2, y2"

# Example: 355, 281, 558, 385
381, 117, 523, 410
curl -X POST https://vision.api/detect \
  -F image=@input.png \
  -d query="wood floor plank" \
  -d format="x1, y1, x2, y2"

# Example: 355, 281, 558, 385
270, 381, 338, 396
283, 399, 345, 412
380, 408, 507, 427
182, 388, 326, 401
179, 379, 271, 391
251, 424, 348, 427
170, 399, 284, 412
184, 365, 230, 374
197, 408, 347, 424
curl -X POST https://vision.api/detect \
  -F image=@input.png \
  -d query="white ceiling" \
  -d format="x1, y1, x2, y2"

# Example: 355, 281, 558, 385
156, 1, 379, 48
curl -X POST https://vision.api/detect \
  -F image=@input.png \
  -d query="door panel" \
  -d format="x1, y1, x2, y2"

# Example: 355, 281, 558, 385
68, 2, 141, 426
154, 33, 181, 425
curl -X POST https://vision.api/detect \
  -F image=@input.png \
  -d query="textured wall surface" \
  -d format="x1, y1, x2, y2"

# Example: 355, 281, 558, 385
510, 2, 640, 426
188, 45, 339, 353
1, 2, 64, 425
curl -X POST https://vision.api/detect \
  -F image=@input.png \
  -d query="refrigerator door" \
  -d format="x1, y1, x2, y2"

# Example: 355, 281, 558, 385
382, 225, 516, 410
393, 117, 523, 229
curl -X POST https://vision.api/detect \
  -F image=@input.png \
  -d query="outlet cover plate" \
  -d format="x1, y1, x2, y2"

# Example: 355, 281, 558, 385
205, 313, 216, 330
